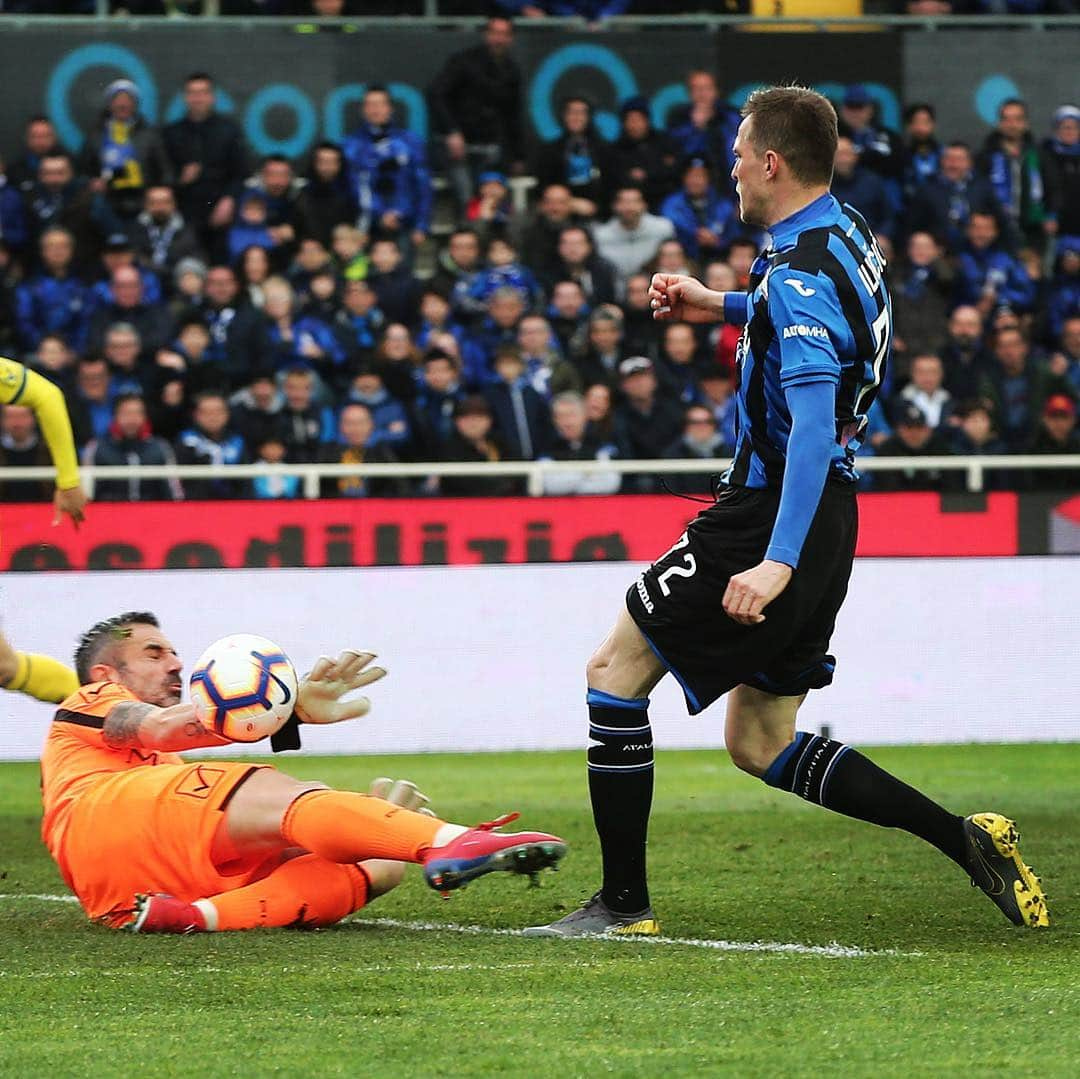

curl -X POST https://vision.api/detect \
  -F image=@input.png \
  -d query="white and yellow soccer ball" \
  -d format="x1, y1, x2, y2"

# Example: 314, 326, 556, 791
188, 633, 298, 743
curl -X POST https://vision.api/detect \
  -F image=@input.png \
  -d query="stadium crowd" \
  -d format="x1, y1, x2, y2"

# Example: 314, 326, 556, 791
0, 18, 1078, 500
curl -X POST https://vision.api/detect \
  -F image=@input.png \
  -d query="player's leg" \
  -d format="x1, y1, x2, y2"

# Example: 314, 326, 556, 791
0, 630, 79, 704
727, 684, 1048, 927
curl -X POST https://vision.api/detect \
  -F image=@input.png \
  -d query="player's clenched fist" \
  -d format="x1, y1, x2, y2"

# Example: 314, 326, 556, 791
648, 272, 724, 324
722, 560, 793, 626
296, 649, 387, 725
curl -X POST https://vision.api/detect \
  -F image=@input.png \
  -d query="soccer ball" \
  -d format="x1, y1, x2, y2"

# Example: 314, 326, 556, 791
189, 633, 298, 743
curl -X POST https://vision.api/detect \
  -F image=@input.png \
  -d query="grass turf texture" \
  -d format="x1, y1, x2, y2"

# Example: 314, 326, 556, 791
1, 745, 1078, 1076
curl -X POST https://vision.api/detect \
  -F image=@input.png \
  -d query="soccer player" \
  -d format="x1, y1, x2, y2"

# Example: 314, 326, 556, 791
42, 612, 566, 933
526, 86, 1047, 938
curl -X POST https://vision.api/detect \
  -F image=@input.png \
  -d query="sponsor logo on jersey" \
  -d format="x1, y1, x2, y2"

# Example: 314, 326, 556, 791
782, 324, 829, 340
635, 576, 654, 614
783, 277, 816, 297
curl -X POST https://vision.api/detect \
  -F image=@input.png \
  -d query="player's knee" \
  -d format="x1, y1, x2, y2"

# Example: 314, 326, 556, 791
726, 732, 781, 778
362, 858, 406, 900
585, 648, 611, 690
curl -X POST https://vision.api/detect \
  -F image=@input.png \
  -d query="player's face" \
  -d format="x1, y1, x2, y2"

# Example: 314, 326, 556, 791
731, 119, 768, 227
114, 624, 183, 708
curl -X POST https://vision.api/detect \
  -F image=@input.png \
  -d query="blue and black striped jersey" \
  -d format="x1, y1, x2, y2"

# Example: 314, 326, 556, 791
725, 193, 891, 489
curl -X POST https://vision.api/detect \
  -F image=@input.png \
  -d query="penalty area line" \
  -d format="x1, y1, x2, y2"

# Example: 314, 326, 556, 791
353, 916, 921, 959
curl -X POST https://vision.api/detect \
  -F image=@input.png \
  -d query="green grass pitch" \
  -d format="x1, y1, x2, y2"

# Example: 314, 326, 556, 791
2, 745, 1078, 1076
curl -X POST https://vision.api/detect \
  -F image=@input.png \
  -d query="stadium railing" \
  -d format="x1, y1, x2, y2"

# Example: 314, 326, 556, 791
3, 455, 1077, 499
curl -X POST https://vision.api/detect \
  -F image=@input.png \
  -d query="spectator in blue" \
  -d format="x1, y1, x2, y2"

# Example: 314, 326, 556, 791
1048, 315, 1080, 396
483, 343, 553, 460
1041, 105, 1080, 240
433, 227, 484, 307
92, 233, 163, 310
261, 275, 347, 392
367, 237, 422, 327
461, 236, 543, 314
660, 158, 739, 263
495, 0, 628, 21
517, 313, 582, 399
410, 349, 465, 460
656, 321, 704, 406
78, 79, 172, 226
665, 70, 740, 184
345, 365, 411, 450
318, 402, 407, 499
979, 325, 1051, 449
199, 264, 267, 388
174, 390, 250, 498
251, 435, 300, 501
465, 171, 513, 243
278, 365, 336, 463
343, 84, 431, 251
241, 155, 303, 265
978, 98, 1047, 250
25, 153, 116, 266
547, 278, 591, 355
907, 142, 1000, 254
88, 264, 172, 355
902, 103, 942, 200
67, 355, 116, 447
227, 191, 277, 264
832, 136, 894, 240
532, 96, 617, 220
1046, 237, 1080, 342
698, 366, 738, 450
416, 287, 474, 364
955, 211, 1036, 315
0, 155, 28, 261
15, 227, 94, 355
335, 278, 385, 360
466, 286, 528, 386
837, 84, 904, 206
611, 97, 679, 212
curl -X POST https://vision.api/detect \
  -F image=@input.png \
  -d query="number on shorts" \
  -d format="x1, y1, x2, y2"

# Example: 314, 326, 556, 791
657, 552, 698, 597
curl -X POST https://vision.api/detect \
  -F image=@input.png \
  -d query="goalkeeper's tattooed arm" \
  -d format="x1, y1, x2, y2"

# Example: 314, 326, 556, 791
102, 699, 229, 752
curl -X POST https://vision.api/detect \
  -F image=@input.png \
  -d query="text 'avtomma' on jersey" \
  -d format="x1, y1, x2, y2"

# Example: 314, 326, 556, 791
726, 193, 891, 488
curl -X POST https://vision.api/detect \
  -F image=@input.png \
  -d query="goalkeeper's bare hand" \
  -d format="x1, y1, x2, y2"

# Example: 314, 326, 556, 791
295, 649, 387, 725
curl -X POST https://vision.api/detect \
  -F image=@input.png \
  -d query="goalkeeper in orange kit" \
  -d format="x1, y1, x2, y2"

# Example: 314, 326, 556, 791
41, 611, 566, 933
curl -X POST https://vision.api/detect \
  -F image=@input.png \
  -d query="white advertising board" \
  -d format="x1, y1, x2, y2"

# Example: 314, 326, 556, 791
1, 558, 1077, 762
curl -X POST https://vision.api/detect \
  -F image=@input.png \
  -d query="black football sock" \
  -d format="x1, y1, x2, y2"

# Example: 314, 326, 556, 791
762, 732, 966, 867
586, 689, 654, 914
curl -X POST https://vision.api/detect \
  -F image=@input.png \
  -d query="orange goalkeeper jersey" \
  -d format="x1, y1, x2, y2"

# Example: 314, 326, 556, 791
41, 681, 183, 859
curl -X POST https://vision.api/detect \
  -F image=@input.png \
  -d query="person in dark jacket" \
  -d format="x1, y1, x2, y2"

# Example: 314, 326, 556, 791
277, 365, 334, 463
1041, 105, 1080, 241
87, 264, 172, 355
612, 356, 684, 492
0, 155, 29, 263
24, 153, 116, 265
611, 97, 679, 211
162, 72, 249, 247
979, 326, 1054, 450
837, 84, 904, 203
367, 238, 422, 327
532, 97, 617, 220
318, 402, 406, 499
14, 228, 94, 355
427, 15, 525, 208
230, 372, 284, 450
572, 305, 627, 391
874, 402, 958, 492
1025, 393, 1080, 489
295, 142, 355, 248
540, 226, 617, 308
78, 79, 172, 225
519, 185, 581, 287
661, 402, 731, 495
891, 231, 952, 371
483, 344, 552, 460
831, 136, 894, 239
7, 116, 59, 195
977, 98, 1047, 250
173, 389, 249, 498
0, 403, 52, 502
902, 102, 942, 200
90, 393, 180, 502
198, 264, 268, 388
128, 186, 204, 282
410, 350, 464, 461
438, 393, 521, 497
906, 142, 1000, 254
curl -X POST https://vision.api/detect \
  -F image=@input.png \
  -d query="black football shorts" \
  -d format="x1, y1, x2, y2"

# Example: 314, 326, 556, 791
626, 482, 858, 715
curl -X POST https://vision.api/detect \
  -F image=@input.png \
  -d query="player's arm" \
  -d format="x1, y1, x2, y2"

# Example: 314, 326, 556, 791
723, 271, 844, 626
0, 358, 88, 527
648, 273, 746, 325
101, 699, 230, 752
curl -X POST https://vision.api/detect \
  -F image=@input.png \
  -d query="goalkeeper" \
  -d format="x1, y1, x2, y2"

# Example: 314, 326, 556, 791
40, 611, 566, 933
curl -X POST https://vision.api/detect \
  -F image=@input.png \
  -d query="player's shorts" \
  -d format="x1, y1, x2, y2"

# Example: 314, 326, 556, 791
58, 761, 270, 925
626, 481, 858, 715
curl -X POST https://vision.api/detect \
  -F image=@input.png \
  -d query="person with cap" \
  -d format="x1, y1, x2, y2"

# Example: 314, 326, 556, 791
593, 184, 675, 294
79, 79, 172, 226
532, 96, 618, 220
659, 158, 739, 263
1025, 393, 1080, 489
612, 97, 679, 211
665, 70, 741, 184
977, 98, 1047, 250
836, 84, 904, 201
342, 85, 431, 253
91, 232, 163, 309
128, 186, 204, 283
873, 402, 956, 492
612, 355, 683, 490
1040, 105, 1080, 240
162, 73, 249, 252
427, 15, 525, 210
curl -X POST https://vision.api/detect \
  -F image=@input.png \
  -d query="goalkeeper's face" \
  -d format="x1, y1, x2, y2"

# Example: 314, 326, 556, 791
113, 624, 184, 708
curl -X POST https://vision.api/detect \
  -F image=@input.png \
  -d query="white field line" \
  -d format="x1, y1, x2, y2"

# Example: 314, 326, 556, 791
0, 895, 921, 959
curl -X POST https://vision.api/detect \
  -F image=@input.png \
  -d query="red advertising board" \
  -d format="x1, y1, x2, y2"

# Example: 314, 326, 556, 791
0, 493, 1022, 572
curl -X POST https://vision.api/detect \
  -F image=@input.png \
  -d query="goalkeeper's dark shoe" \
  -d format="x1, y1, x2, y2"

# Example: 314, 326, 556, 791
121, 893, 208, 934
963, 813, 1049, 928
522, 892, 660, 938
423, 813, 567, 896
